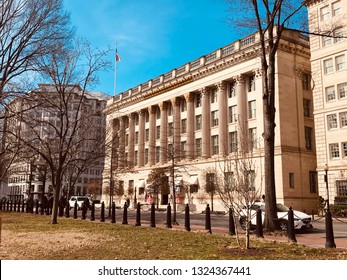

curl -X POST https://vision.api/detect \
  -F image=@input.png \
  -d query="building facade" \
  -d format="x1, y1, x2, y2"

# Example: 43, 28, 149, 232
307, 0, 347, 201
103, 30, 318, 213
4, 85, 109, 201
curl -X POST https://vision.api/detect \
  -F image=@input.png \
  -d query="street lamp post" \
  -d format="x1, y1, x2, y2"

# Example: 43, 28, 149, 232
324, 164, 336, 248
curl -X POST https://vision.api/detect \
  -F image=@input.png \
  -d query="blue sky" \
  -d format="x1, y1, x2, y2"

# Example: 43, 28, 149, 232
63, 0, 239, 96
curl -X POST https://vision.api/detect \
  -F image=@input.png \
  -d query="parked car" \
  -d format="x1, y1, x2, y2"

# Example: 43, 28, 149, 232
239, 201, 313, 231
68, 196, 91, 210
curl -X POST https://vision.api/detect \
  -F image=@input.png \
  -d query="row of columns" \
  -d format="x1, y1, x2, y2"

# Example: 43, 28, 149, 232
111, 74, 259, 168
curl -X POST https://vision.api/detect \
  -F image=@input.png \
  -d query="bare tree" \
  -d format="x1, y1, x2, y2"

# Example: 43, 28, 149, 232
225, 0, 344, 230
5, 40, 111, 224
0, 0, 73, 184
147, 167, 170, 209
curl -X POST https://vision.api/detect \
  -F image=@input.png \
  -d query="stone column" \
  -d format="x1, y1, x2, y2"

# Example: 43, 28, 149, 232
171, 97, 181, 161
148, 106, 156, 166
185, 92, 195, 160
138, 110, 145, 167
201, 88, 211, 158
118, 117, 126, 167
236, 75, 247, 153
128, 113, 135, 166
159, 102, 168, 164
217, 81, 227, 156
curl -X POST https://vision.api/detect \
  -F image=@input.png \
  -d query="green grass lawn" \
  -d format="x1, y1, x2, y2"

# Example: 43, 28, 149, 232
1, 212, 346, 260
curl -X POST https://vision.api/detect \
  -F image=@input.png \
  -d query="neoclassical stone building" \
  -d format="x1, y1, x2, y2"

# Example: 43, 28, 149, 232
103, 29, 318, 213
307, 0, 347, 201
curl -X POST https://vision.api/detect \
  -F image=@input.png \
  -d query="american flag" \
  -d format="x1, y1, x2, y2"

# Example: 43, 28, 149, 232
116, 49, 121, 62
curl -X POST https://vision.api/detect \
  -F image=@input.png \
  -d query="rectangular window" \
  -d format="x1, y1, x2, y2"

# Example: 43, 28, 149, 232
248, 100, 256, 119
212, 135, 219, 155
156, 126, 160, 139
195, 92, 202, 107
327, 114, 338, 129
168, 123, 174, 137
181, 98, 187, 112
322, 36, 332, 47
330, 143, 340, 158
195, 115, 202, 130
338, 83, 347, 99
181, 141, 187, 159
181, 119, 187, 133
246, 170, 256, 191
156, 108, 161, 119
224, 172, 234, 191
324, 58, 334, 74
145, 128, 149, 142
145, 111, 149, 122
196, 138, 202, 157
336, 55, 345, 71
134, 115, 139, 125
305, 126, 313, 151
334, 27, 344, 43
229, 105, 237, 123
248, 128, 257, 150
206, 173, 216, 192
229, 131, 238, 153
303, 99, 311, 118
320, 5, 330, 21
289, 173, 295, 188
144, 149, 149, 164
229, 82, 236, 98
156, 146, 160, 163
332, 1, 342, 16
247, 75, 255, 92
309, 171, 317, 193
326, 86, 336, 102
336, 180, 347, 196
167, 103, 173, 116
134, 151, 138, 166
340, 112, 347, 128
135, 131, 139, 144
302, 73, 310, 90
211, 90, 217, 103
125, 134, 129, 146
342, 142, 347, 157
211, 111, 219, 127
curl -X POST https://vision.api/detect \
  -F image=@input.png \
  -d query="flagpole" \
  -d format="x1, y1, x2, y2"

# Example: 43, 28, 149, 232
113, 46, 117, 96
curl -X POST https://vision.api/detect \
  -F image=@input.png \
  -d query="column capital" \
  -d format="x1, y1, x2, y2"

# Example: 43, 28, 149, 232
199, 87, 209, 97
171, 97, 181, 106
234, 75, 244, 85
184, 92, 194, 102
158, 101, 168, 111
148, 105, 156, 114
215, 81, 226, 92
253, 68, 262, 78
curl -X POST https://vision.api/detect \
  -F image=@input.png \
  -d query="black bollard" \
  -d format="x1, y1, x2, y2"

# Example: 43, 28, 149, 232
135, 202, 141, 226
111, 202, 116, 224
100, 202, 105, 222
10, 200, 13, 211
81, 203, 87, 220
90, 202, 95, 221
13, 200, 17, 212
312, 210, 315, 221
35, 200, 39, 214
0, 200, 2, 210
21, 200, 25, 212
150, 203, 156, 228
325, 209, 336, 248
166, 203, 172, 229
228, 207, 236, 236
122, 202, 128, 225
185, 203, 191, 232
73, 201, 78, 219
65, 204, 70, 218
255, 208, 264, 238
287, 207, 297, 243
205, 204, 212, 234
17, 200, 21, 212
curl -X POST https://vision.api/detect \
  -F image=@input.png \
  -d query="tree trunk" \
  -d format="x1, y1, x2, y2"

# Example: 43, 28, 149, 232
262, 53, 278, 231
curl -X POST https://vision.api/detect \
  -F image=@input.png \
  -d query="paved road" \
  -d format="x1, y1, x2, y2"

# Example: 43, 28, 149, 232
71, 206, 347, 249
